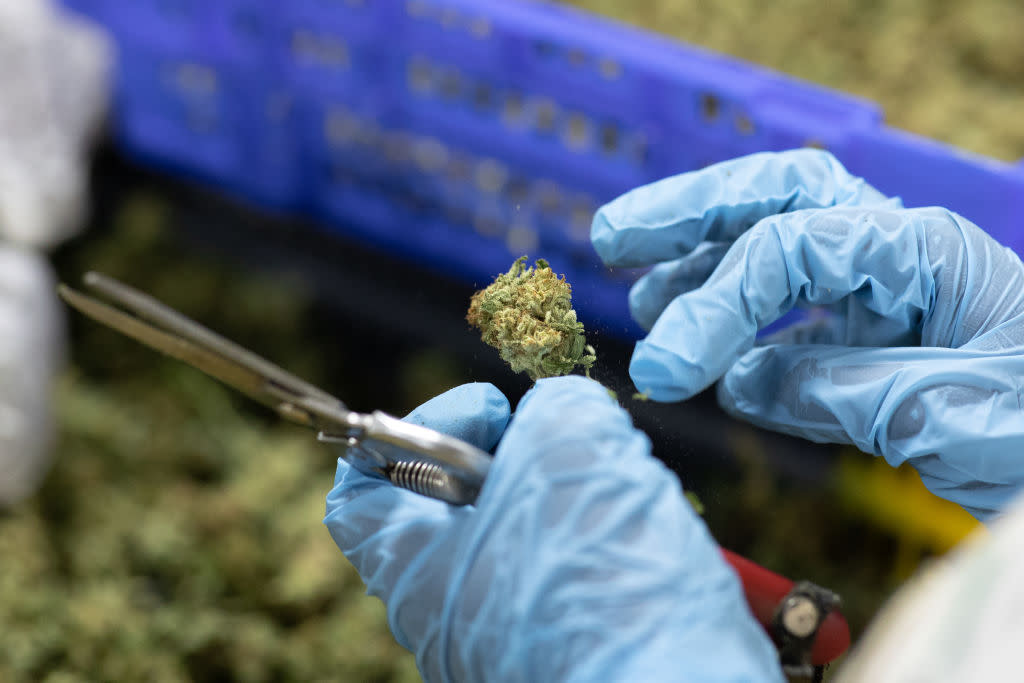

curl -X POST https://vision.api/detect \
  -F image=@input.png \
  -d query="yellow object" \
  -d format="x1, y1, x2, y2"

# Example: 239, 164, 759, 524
836, 449, 980, 556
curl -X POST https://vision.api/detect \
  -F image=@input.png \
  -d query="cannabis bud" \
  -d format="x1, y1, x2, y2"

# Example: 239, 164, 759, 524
467, 256, 596, 381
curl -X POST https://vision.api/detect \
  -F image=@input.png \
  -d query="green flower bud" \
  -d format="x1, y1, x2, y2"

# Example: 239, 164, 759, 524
467, 256, 596, 381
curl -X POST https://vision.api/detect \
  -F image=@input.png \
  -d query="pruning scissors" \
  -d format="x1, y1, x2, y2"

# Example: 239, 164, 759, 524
58, 272, 492, 506
59, 271, 851, 677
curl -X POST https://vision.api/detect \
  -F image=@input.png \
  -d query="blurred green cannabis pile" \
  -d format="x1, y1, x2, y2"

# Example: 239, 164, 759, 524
0, 195, 420, 683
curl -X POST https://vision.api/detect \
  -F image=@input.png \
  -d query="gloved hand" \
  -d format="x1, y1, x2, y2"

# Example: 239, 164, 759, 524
592, 148, 1024, 520
325, 378, 783, 682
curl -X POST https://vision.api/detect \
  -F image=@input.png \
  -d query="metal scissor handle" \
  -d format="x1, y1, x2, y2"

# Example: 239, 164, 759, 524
58, 272, 492, 505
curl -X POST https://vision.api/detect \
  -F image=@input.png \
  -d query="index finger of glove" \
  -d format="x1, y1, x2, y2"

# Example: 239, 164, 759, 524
477, 376, 680, 529
591, 149, 896, 268
630, 208, 941, 401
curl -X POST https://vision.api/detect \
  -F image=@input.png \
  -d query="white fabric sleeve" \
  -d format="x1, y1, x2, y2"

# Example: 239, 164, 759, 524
836, 492, 1024, 681
0, 247, 64, 504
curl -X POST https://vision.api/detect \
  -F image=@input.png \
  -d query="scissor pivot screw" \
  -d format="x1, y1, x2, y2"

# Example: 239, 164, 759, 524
781, 595, 820, 639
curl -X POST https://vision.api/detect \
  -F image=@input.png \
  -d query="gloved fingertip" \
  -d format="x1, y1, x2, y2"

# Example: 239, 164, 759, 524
517, 375, 616, 413
629, 340, 706, 402
496, 375, 651, 483
404, 382, 511, 451
509, 376, 635, 444
628, 278, 660, 332
590, 206, 620, 266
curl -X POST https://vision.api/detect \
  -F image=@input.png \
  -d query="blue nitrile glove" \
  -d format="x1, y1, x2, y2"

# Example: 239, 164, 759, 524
592, 148, 1024, 520
325, 378, 783, 682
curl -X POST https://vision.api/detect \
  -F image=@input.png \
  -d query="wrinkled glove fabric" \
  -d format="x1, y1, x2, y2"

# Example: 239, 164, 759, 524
592, 149, 1024, 519
325, 379, 783, 682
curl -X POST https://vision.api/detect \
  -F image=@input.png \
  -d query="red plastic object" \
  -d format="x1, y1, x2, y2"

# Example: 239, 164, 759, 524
721, 549, 851, 666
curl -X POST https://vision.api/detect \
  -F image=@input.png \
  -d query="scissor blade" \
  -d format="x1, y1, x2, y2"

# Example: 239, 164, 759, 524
59, 283, 276, 400
81, 272, 341, 407
58, 278, 346, 430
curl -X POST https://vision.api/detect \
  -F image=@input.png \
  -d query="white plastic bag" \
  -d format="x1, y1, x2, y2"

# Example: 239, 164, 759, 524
0, 247, 64, 504
0, 0, 111, 249
0, 0, 111, 503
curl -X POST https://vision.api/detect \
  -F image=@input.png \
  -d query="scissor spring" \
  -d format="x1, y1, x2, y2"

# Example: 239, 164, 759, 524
388, 460, 451, 498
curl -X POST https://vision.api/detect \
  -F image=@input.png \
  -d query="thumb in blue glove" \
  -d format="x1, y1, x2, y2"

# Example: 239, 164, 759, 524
325, 378, 783, 682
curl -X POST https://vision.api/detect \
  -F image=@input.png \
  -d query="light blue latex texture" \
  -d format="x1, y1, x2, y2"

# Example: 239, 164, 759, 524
325, 378, 783, 682
592, 148, 1024, 520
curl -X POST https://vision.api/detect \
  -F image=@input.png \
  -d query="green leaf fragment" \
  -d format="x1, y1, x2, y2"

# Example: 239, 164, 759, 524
685, 491, 705, 516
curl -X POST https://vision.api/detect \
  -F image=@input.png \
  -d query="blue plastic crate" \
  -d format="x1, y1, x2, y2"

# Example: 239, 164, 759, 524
109, 0, 216, 55
114, 45, 245, 184
209, 0, 281, 68
113, 40, 306, 211
60, 0, 1024, 338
